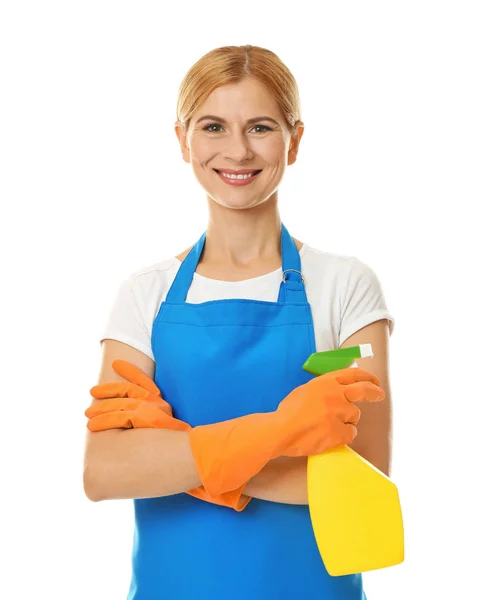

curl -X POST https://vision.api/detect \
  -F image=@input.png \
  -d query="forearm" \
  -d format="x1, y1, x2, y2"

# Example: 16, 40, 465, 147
85, 427, 308, 505
84, 428, 202, 501
243, 456, 308, 505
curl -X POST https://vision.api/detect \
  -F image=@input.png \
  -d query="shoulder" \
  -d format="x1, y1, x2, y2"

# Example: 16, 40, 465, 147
301, 242, 353, 268
99, 255, 183, 359
301, 244, 387, 316
123, 255, 181, 291
300, 243, 356, 287
301, 243, 378, 282
110, 255, 182, 317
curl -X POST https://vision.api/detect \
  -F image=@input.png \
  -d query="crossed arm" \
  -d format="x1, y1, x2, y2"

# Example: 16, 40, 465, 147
243, 455, 309, 504
85, 320, 391, 505
226, 318, 392, 504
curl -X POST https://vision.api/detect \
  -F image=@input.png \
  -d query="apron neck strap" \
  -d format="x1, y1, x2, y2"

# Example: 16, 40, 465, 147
277, 223, 307, 303
167, 222, 307, 303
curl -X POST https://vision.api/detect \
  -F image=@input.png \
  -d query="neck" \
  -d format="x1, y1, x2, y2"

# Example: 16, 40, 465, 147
202, 195, 283, 269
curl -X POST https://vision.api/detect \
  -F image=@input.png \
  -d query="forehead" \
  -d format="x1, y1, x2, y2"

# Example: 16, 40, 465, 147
196, 78, 282, 119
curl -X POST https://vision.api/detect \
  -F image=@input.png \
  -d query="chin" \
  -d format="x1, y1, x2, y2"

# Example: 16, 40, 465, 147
204, 182, 278, 209
211, 196, 266, 210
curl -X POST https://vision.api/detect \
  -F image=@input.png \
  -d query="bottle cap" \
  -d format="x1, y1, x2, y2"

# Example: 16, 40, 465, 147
359, 343, 374, 358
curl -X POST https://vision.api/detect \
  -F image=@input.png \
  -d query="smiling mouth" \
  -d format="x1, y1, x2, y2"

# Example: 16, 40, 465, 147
213, 169, 263, 186
214, 169, 263, 176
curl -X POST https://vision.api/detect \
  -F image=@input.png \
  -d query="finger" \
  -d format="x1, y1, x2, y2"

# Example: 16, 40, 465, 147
343, 422, 358, 445
89, 381, 151, 400
330, 420, 358, 446
87, 412, 135, 431
332, 399, 361, 425
86, 395, 174, 422
343, 402, 361, 425
328, 366, 381, 387
88, 412, 191, 432
164, 418, 191, 432
343, 380, 385, 403
157, 399, 174, 417
112, 360, 161, 396
85, 398, 142, 418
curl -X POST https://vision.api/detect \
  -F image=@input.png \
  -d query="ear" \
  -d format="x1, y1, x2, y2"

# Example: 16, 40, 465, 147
287, 121, 305, 167
174, 121, 191, 164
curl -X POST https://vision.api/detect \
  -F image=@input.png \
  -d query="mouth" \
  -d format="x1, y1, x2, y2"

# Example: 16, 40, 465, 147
213, 169, 263, 186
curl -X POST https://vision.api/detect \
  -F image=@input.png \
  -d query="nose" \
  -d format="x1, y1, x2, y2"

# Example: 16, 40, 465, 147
221, 128, 255, 163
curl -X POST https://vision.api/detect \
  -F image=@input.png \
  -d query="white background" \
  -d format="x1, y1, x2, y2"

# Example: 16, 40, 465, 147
1, 1, 481, 598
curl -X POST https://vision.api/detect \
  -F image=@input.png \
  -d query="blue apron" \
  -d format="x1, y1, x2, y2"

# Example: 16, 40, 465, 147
127, 223, 366, 599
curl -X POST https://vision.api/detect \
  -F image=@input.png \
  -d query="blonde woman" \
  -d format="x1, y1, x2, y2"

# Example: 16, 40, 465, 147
83, 45, 393, 599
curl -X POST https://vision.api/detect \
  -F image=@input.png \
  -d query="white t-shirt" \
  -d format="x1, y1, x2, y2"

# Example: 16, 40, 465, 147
100, 243, 395, 361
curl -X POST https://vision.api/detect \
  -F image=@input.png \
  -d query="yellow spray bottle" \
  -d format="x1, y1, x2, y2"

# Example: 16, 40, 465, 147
302, 344, 404, 576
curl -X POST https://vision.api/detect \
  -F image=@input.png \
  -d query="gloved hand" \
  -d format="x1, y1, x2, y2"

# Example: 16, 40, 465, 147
85, 360, 251, 511
189, 367, 385, 496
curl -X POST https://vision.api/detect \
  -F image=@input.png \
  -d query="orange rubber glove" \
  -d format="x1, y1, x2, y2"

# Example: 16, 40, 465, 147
188, 367, 385, 496
85, 360, 250, 511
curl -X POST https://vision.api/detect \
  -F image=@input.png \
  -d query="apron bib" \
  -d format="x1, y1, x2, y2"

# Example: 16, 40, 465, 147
127, 223, 366, 599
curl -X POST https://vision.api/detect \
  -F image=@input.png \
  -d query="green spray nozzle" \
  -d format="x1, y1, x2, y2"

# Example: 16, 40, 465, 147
302, 344, 373, 376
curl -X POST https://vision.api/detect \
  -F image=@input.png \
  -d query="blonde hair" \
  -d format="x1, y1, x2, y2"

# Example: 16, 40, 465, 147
176, 45, 302, 137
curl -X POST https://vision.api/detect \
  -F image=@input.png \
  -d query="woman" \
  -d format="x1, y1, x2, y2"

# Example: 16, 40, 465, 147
83, 44, 394, 599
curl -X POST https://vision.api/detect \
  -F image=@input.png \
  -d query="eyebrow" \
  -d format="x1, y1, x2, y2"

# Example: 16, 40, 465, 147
195, 115, 279, 126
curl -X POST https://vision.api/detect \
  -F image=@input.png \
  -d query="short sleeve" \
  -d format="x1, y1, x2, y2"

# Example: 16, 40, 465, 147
99, 276, 154, 361
339, 257, 395, 347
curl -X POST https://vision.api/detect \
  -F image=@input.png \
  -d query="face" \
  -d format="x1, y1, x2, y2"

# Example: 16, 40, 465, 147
175, 78, 304, 211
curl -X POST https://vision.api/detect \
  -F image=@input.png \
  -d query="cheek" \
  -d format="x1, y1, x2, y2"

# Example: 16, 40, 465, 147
189, 134, 214, 156
256, 139, 286, 158
189, 145, 214, 167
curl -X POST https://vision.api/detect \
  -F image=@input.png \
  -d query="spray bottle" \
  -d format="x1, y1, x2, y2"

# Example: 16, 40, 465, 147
302, 344, 404, 576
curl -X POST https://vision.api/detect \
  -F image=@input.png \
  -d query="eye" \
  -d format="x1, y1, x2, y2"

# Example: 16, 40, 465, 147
203, 123, 272, 133
253, 124, 272, 133
204, 123, 223, 133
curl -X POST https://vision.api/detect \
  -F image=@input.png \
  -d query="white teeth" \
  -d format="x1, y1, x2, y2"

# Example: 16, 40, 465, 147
220, 171, 257, 180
